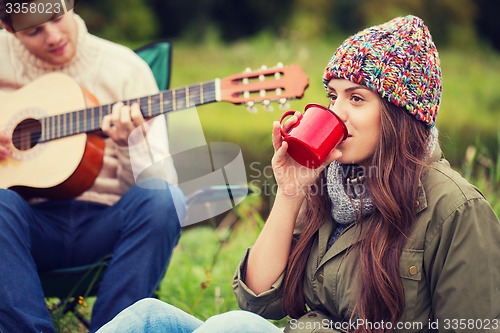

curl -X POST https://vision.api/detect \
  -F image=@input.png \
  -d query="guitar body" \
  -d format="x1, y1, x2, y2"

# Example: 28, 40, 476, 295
0, 73, 104, 199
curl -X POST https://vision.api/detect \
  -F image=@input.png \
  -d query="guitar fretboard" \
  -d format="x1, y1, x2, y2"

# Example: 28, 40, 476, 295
39, 80, 218, 142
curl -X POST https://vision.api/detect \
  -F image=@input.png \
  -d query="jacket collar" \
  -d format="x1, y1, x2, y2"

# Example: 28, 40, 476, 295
416, 180, 427, 214
416, 142, 445, 214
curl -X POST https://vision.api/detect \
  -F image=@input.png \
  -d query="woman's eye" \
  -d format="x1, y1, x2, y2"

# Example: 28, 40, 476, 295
326, 93, 337, 101
351, 95, 363, 102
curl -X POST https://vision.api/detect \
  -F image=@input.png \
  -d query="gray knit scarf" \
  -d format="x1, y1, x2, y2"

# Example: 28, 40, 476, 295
326, 162, 375, 225
326, 127, 439, 245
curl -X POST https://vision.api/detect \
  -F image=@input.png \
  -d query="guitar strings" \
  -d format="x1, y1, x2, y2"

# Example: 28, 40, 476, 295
9, 69, 294, 147
10, 89, 219, 147
10, 90, 219, 137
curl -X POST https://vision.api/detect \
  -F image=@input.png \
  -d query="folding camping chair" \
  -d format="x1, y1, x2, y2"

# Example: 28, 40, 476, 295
40, 40, 251, 331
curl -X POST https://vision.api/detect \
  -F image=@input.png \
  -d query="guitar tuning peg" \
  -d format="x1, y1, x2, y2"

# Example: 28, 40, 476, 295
279, 98, 290, 110
261, 65, 268, 70
276, 62, 284, 68
245, 67, 252, 72
246, 101, 258, 113
263, 100, 274, 112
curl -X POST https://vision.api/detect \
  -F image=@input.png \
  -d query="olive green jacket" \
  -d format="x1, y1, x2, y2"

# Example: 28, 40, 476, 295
233, 155, 500, 332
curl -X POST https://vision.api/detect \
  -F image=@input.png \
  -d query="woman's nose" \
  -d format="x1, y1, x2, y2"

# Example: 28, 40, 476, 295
329, 101, 348, 123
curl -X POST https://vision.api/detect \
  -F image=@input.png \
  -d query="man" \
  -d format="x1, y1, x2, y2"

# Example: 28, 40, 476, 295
0, 3, 185, 332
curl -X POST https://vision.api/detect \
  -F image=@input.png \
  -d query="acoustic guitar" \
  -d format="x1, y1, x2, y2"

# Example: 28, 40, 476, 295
0, 64, 309, 199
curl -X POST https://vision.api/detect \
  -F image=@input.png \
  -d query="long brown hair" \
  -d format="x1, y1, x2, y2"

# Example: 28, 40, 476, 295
281, 100, 431, 332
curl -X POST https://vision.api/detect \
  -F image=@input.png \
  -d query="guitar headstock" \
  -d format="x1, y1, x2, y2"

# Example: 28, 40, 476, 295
218, 63, 309, 112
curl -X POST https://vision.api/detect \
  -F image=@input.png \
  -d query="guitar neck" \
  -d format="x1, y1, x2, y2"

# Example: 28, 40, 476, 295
40, 80, 219, 142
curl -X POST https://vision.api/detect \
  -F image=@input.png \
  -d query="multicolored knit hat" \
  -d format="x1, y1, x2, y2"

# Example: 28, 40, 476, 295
323, 15, 442, 127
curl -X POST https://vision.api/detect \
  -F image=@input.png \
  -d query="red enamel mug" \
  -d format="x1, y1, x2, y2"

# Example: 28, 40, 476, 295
279, 103, 348, 168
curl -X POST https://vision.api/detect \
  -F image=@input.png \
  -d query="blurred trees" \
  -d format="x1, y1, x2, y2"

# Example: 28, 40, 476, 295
359, 0, 478, 48
76, 0, 499, 50
75, 0, 158, 41
475, 0, 500, 50
144, 0, 293, 41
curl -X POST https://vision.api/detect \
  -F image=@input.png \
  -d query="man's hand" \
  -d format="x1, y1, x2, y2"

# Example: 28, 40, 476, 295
101, 102, 146, 146
0, 132, 12, 161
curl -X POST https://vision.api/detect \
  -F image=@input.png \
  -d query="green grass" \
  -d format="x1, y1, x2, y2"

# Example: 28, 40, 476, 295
158, 208, 263, 320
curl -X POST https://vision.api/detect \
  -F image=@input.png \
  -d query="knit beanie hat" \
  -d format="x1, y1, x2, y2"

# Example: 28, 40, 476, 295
323, 15, 442, 127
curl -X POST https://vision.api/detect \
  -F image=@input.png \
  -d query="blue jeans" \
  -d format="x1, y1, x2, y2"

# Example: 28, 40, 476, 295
0, 180, 186, 333
96, 298, 284, 333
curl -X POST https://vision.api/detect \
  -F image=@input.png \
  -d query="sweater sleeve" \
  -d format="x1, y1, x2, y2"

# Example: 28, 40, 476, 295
99, 42, 178, 188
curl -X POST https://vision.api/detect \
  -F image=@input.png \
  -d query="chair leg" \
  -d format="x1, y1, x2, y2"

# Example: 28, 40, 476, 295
48, 296, 91, 331
72, 307, 90, 329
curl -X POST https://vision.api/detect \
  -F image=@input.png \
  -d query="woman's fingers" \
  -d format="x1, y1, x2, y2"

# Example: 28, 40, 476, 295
273, 112, 302, 152
325, 148, 343, 165
281, 112, 301, 132
273, 141, 289, 166
272, 121, 283, 151
315, 148, 343, 174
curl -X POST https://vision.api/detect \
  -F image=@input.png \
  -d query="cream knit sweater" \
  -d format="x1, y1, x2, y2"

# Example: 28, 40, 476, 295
0, 15, 177, 205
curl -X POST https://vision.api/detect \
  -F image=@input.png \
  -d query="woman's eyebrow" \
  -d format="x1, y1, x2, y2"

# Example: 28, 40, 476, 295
345, 85, 372, 93
327, 84, 371, 93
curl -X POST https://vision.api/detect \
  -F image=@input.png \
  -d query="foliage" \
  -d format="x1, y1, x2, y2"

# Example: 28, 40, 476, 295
76, 0, 499, 50
475, 0, 500, 50
142, 0, 293, 43
462, 131, 500, 216
359, 0, 478, 48
75, 0, 158, 42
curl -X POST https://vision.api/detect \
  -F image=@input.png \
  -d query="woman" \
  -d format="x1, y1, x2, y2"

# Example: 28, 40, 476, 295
97, 15, 500, 333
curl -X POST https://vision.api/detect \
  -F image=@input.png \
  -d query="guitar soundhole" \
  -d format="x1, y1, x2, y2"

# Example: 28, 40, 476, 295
12, 118, 42, 151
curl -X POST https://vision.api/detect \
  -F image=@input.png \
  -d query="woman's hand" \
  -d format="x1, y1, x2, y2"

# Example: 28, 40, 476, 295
245, 113, 342, 294
0, 132, 12, 160
101, 102, 146, 146
272, 112, 342, 198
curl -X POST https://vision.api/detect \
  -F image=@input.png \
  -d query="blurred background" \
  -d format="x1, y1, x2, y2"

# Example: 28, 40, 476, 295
75, 0, 500, 175
45, 0, 500, 330
77, 0, 499, 207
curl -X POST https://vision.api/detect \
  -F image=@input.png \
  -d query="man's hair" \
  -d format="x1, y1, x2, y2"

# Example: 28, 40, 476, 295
0, 0, 76, 31
0, 0, 11, 27
0, 0, 35, 30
